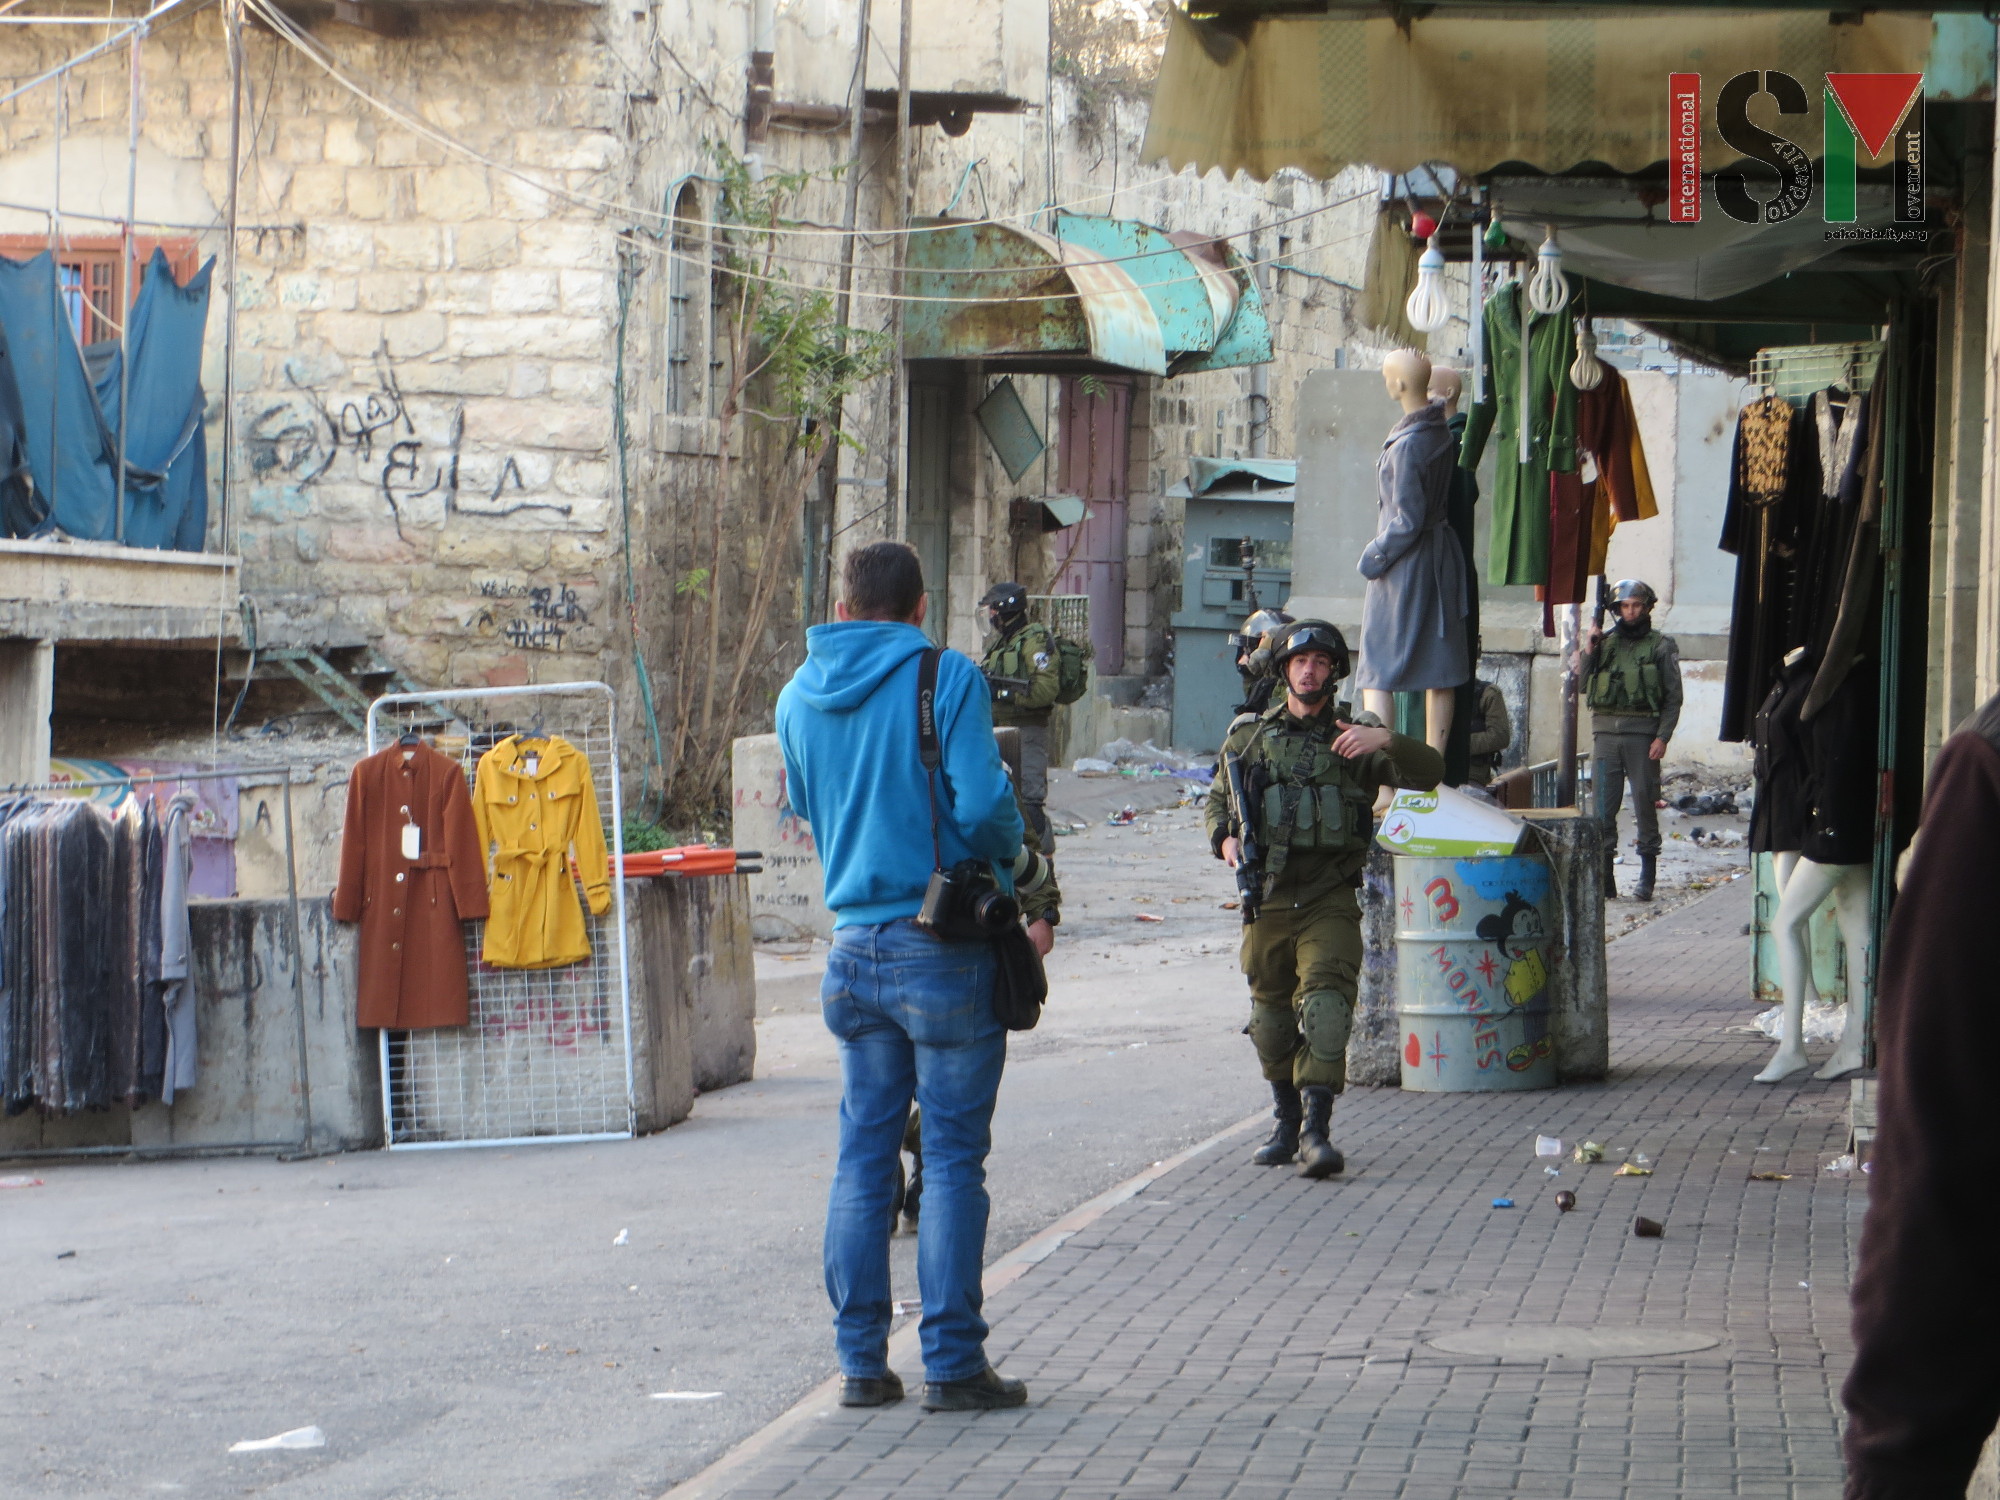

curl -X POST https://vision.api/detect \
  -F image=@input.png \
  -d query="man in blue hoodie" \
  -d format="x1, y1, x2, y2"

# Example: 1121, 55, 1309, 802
777, 540, 1036, 1414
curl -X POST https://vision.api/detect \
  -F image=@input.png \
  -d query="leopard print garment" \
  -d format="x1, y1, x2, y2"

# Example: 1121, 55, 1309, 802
1736, 395, 1795, 503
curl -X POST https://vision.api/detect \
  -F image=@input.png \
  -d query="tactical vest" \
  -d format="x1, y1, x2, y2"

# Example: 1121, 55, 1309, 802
983, 621, 1049, 679
1247, 703, 1376, 868
1587, 629, 1666, 716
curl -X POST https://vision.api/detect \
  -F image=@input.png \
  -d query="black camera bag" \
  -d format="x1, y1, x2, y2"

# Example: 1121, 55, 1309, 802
917, 648, 1045, 1031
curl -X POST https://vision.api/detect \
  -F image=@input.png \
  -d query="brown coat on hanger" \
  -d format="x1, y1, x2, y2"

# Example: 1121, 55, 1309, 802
333, 742, 490, 1029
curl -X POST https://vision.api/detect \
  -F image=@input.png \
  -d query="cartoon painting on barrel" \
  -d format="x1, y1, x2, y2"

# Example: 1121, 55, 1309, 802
1471, 886, 1552, 1071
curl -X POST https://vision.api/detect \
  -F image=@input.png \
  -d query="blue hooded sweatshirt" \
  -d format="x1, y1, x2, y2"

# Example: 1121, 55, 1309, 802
776, 620, 1023, 929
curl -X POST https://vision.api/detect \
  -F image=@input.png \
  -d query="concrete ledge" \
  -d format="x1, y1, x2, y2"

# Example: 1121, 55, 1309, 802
0, 536, 239, 642
624, 874, 757, 1119
0, 897, 381, 1157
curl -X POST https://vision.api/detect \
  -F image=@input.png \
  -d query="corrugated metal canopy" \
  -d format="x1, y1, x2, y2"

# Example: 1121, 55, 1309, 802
901, 214, 1273, 376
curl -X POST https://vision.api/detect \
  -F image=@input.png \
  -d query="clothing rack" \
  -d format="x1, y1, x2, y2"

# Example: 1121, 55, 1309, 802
1749, 341, 1885, 403
0, 763, 317, 1162
365, 682, 633, 1150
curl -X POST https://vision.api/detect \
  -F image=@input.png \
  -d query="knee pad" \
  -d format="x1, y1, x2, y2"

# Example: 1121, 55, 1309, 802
1248, 1002, 1300, 1081
1297, 988, 1355, 1063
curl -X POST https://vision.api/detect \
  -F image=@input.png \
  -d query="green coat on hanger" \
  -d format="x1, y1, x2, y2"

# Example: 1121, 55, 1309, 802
1459, 279, 1579, 587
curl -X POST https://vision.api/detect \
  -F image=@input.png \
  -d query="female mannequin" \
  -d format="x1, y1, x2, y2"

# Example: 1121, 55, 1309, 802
1356, 348, 1468, 752
1751, 648, 1875, 1083
1759, 852, 1871, 1082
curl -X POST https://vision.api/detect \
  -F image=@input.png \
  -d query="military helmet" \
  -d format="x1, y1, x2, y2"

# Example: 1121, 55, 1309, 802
979, 581, 1028, 619
1608, 578, 1657, 609
1229, 607, 1294, 656
1270, 618, 1351, 681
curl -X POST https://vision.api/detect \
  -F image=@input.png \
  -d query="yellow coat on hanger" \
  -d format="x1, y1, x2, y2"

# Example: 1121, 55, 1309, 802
472, 734, 612, 969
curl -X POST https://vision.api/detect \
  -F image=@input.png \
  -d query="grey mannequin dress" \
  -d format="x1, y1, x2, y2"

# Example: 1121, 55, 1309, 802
1356, 402, 1470, 691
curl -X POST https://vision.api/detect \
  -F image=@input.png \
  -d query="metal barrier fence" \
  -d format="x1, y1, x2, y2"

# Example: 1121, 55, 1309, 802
366, 682, 633, 1150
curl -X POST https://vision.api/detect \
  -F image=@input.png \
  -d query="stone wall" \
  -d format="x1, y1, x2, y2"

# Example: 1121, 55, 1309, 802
5, 0, 1384, 791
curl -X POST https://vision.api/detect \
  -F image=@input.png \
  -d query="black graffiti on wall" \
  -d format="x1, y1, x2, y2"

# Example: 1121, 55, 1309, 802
244, 353, 572, 534
473, 580, 591, 652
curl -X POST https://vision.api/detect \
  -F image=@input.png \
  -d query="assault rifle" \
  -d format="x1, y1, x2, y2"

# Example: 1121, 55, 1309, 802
1222, 750, 1265, 925
985, 672, 1031, 707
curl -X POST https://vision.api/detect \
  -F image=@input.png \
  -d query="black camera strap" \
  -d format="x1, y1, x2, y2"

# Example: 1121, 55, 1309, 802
917, 646, 944, 872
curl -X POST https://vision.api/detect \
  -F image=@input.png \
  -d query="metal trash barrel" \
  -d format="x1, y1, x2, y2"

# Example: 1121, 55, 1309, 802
1393, 852, 1557, 1091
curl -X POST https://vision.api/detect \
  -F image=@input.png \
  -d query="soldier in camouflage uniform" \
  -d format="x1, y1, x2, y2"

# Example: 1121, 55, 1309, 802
1206, 620, 1444, 1178
979, 581, 1061, 846
1230, 607, 1294, 722
1579, 578, 1682, 902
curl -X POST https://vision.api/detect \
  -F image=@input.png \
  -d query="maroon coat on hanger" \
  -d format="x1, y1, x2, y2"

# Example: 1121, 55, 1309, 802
333, 743, 490, 1029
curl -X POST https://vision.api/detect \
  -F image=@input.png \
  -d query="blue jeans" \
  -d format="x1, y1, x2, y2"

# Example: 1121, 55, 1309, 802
820, 918, 1005, 1384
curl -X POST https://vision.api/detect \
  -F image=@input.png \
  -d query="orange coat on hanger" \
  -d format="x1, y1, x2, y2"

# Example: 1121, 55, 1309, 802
472, 734, 612, 969
333, 742, 490, 1029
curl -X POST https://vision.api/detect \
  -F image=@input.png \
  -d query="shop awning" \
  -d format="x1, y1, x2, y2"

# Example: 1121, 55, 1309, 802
902, 214, 1272, 376
1141, 7, 1982, 182
1488, 176, 1905, 301
1170, 456, 1297, 498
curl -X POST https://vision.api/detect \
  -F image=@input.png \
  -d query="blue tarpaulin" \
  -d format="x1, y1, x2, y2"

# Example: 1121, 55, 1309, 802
0, 248, 211, 551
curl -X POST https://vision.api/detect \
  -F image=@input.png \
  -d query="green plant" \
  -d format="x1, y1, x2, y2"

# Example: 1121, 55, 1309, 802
658, 142, 893, 823
621, 816, 673, 854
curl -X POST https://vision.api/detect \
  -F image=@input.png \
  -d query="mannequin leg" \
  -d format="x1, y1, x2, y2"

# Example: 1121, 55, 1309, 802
1362, 691, 1396, 813
1757, 856, 1845, 1083
1814, 864, 1874, 1080
1424, 688, 1454, 753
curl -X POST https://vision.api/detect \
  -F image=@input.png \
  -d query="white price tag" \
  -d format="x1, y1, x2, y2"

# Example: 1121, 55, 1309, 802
525, 753, 540, 777
401, 823, 422, 861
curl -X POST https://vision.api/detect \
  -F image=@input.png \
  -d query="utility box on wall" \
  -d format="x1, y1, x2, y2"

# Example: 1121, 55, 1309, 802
1169, 459, 1294, 754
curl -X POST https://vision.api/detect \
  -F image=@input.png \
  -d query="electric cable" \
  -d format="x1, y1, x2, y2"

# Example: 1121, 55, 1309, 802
240, 0, 1354, 257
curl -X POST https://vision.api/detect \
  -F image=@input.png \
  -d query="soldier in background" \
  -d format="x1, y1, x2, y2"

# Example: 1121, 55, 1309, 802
978, 582, 1060, 845
1580, 578, 1683, 902
1230, 607, 1294, 723
899, 728, 1060, 1235
1466, 677, 1512, 786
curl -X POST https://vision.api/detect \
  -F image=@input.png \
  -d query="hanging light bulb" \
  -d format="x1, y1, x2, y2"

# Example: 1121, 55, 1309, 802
1405, 237, 1450, 334
1528, 227, 1570, 315
1569, 319, 1604, 391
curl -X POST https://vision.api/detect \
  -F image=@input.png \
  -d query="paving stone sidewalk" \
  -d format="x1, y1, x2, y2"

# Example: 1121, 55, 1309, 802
717, 876, 1862, 1499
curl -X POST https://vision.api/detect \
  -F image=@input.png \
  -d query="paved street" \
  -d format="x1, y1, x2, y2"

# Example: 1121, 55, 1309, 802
0, 773, 1255, 1500
682, 875, 1864, 1500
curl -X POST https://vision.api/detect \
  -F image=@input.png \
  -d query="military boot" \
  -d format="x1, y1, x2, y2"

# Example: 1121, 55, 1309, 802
1633, 855, 1657, 902
1296, 1086, 1345, 1179
1252, 1080, 1304, 1166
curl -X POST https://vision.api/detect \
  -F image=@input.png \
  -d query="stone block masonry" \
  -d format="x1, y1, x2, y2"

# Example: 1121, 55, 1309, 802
0, 6, 656, 699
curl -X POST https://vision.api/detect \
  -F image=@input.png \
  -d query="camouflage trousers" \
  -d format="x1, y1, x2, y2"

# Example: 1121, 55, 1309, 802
1240, 883, 1362, 1092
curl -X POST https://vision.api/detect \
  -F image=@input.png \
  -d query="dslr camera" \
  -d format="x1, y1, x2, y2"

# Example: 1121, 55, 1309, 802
916, 859, 1019, 943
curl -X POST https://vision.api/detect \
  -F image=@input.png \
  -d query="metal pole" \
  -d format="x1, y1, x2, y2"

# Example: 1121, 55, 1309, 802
115, 21, 143, 545
1556, 603, 1580, 807
1247, 220, 1268, 457
815, 0, 872, 602
48, 82, 61, 523
218, 0, 244, 553
281, 776, 316, 1153
885, 0, 911, 541
1469, 194, 1486, 403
